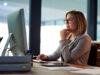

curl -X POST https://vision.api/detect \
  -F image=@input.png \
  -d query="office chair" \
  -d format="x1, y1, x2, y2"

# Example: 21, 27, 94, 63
88, 43, 97, 66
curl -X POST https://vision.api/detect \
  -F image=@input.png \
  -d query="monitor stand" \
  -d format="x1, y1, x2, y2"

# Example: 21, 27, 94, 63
1, 33, 13, 56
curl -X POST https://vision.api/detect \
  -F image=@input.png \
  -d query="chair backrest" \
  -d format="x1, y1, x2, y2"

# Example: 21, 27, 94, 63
88, 43, 97, 66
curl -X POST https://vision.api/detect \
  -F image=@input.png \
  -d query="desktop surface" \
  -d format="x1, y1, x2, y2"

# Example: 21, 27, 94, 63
0, 61, 99, 75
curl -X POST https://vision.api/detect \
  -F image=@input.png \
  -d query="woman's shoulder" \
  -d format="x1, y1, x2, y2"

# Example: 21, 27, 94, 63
82, 34, 91, 38
79, 34, 91, 41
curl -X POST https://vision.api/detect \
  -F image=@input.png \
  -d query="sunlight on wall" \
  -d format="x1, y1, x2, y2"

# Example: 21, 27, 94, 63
40, 25, 66, 55
0, 23, 29, 55
0, 23, 8, 55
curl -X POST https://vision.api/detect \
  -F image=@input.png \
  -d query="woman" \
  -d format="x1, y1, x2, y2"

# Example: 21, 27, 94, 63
37, 10, 91, 65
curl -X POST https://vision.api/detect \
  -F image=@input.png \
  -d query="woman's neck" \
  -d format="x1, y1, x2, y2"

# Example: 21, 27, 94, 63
69, 33, 76, 40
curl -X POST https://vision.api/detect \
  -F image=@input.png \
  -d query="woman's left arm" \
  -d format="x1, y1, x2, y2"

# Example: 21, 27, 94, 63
60, 35, 91, 62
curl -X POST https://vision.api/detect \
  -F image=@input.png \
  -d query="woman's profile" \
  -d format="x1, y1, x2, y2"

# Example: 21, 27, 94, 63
37, 10, 91, 65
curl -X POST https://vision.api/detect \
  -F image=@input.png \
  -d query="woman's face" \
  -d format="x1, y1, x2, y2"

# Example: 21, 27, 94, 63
65, 14, 77, 33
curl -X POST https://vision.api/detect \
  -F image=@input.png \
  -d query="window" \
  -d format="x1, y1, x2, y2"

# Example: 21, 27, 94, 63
97, 0, 100, 41
0, 0, 29, 54
41, 0, 87, 55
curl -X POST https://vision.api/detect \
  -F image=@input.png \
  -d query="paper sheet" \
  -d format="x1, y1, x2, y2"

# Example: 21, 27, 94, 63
42, 66, 100, 74
42, 66, 83, 71
71, 68, 100, 75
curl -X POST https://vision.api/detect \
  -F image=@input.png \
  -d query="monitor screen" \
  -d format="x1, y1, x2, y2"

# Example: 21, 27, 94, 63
2, 9, 27, 56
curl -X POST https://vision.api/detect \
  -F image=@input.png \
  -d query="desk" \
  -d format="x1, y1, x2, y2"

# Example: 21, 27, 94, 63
0, 61, 100, 75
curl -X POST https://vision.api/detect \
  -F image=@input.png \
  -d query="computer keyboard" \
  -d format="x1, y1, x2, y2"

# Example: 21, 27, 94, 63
33, 59, 48, 63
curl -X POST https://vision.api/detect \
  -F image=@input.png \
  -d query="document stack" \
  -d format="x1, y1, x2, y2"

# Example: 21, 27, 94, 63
0, 55, 32, 71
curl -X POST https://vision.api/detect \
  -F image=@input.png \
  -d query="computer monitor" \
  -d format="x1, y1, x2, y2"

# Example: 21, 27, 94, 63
2, 9, 27, 56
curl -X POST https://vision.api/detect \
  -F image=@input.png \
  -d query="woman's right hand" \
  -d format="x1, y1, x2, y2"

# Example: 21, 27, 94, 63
36, 54, 48, 61
60, 29, 70, 40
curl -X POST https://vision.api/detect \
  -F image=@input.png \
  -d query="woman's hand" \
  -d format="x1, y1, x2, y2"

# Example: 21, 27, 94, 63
60, 29, 70, 40
36, 54, 48, 61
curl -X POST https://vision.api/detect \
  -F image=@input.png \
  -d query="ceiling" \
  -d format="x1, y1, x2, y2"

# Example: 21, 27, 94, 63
0, 0, 99, 21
